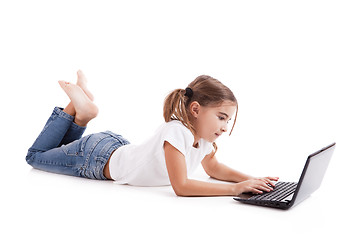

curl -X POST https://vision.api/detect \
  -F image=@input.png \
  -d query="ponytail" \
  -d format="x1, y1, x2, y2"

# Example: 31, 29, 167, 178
163, 89, 195, 136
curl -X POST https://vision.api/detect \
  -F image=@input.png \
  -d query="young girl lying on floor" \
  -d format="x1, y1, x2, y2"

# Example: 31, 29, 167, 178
26, 70, 278, 196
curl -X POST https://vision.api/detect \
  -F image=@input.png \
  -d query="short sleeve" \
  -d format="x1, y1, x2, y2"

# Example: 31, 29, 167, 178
161, 121, 193, 156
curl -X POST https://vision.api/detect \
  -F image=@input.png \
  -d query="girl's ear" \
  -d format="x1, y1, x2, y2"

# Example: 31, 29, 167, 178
189, 101, 201, 118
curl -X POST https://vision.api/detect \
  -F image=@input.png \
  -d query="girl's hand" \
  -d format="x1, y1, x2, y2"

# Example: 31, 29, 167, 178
254, 176, 279, 188
233, 176, 279, 196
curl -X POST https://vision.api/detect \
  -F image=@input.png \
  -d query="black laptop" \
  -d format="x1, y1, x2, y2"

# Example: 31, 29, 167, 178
233, 143, 336, 210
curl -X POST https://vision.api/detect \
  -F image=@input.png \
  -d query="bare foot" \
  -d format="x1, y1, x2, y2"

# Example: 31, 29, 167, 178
76, 70, 94, 101
58, 81, 98, 126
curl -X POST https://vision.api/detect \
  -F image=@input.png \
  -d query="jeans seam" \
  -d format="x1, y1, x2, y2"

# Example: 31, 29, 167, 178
28, 151, 75, 167
97, 144, 121, 180
54, 106, 74, 122
81, 135, 110, 173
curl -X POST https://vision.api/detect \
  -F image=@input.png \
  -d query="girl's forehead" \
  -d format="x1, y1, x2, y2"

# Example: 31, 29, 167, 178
219, 101, 237, 107
206, 101, 237, 114
214, 100, 237, 109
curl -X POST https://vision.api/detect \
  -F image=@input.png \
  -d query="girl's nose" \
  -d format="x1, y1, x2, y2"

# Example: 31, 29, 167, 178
221, 124, 228, 132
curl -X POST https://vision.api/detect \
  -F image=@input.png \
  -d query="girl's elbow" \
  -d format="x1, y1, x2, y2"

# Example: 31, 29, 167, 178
203, 168, 215, 179
171, 181, 188, 197
174, 189, 185, 197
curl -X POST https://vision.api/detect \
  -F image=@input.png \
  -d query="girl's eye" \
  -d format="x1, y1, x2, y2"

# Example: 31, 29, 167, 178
218, 116, 225, 120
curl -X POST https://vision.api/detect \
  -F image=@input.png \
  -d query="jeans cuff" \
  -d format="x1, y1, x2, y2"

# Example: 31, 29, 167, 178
54, 106, 75, 122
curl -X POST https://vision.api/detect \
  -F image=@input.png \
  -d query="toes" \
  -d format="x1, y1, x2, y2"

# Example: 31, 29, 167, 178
76, 71, 94, 101
77, 69, 87, 83
58, 80, 70, 89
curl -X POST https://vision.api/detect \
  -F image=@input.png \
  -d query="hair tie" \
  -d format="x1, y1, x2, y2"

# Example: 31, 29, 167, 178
184, 87, 193, 98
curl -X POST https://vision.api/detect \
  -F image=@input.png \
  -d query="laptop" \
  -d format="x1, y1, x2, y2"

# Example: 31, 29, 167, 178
233, 142, 336, 210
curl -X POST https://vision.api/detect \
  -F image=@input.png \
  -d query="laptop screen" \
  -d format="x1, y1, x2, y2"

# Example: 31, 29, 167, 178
292, 143, 336, 207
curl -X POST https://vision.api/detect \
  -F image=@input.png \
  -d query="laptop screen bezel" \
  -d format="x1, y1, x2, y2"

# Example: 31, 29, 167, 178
288, 142, 336, 207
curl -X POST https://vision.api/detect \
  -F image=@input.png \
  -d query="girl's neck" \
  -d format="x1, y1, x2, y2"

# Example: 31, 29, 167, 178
189, 116, 200, 148
192, 135, 200, 148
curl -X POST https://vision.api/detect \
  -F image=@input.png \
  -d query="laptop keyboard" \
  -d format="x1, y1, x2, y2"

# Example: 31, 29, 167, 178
249, 181, 297, 201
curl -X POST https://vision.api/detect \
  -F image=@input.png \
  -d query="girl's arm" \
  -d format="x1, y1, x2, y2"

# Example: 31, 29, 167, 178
201, 151, 253, 182
164, 141, 274, 197
201, 151, 279, 185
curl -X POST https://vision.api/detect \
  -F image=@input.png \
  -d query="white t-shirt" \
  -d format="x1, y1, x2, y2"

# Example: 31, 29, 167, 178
109, 120, 214, 186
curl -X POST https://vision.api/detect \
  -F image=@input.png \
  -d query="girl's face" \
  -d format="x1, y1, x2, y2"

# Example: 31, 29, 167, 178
191, 100, 237, 143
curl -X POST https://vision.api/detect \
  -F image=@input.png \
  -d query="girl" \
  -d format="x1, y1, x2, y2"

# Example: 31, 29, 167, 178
26, 70, 278, 196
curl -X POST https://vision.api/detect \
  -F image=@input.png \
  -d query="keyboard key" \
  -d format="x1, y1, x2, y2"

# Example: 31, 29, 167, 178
249, 182, 297, 201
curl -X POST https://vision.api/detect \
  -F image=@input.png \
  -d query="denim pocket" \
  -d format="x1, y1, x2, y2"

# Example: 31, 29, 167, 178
62, 134, 92, 156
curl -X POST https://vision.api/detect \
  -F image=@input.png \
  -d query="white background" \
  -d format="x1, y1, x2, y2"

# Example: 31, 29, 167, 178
1, 0, 359, 239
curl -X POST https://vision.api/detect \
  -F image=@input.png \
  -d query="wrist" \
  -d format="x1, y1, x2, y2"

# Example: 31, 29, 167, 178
237, 174, 254, 182
232, 182, 244, 196
246, 175, 255, 181
231, 184, 237, 196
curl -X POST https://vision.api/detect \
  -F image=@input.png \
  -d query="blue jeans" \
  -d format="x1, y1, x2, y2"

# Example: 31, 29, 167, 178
26, 107, 130, 180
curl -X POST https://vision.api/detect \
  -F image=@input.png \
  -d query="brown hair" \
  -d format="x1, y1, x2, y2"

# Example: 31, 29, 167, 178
163, 75, 238, 153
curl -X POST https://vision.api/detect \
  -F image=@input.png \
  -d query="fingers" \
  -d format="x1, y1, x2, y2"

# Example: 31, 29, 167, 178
257, 178, 274, 189
267, 177, 279, 187
250, 179, 274, 194
238, 178, 279, 195
258, 182, 273, 192
258, 177, 279, 187
267, 176, 279, 182
250, 187, 263, 194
